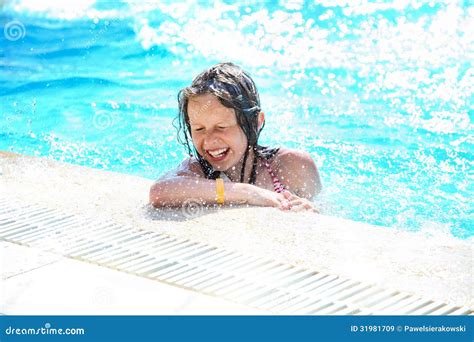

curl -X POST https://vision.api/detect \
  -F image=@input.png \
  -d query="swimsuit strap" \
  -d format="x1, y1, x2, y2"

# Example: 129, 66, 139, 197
263, 160, 285, 193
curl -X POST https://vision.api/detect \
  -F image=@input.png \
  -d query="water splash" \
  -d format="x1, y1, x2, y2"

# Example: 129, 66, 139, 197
1, 0, 472, 238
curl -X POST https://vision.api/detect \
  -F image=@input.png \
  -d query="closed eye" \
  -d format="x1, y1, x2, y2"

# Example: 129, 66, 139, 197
192, 126, 227, 132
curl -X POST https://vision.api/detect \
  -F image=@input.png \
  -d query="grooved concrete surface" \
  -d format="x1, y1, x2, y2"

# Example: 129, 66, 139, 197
1, 242, 268, 314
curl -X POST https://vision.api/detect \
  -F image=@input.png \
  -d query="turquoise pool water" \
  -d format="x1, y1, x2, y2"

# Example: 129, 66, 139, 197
1, 1, 472, 238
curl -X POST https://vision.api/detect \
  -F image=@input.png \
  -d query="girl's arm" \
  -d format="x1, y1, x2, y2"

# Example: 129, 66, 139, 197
149, 158, 290, 209
150, 177, 292, 209
150, 176, 253, 207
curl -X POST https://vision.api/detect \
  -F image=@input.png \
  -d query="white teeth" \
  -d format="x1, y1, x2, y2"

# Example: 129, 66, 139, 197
208, 148, 228, 157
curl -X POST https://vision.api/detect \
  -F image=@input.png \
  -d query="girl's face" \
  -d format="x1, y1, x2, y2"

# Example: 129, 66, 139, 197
187, 93, 248, 171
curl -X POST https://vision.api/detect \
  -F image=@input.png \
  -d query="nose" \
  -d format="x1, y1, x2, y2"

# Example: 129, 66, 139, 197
202, 130, 220, 148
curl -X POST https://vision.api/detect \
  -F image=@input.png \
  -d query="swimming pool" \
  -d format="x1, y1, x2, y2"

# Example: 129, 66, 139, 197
1, 1, 472, 239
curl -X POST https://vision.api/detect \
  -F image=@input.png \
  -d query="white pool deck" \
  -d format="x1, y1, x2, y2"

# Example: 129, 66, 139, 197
1, 241, 266, 314
0, 152, 472, 315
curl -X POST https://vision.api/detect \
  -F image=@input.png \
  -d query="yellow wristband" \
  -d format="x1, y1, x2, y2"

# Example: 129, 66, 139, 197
216, 178, 225, 205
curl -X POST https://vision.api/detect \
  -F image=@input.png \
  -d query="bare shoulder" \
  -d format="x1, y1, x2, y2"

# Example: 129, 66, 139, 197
272, 147, 322, 198
157, 156, 205, 180
274, 147, 314, 165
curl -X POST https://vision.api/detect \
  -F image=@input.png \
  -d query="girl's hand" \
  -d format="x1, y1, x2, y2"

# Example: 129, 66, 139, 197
282, 190, 320, 213
248, 187, 291, 210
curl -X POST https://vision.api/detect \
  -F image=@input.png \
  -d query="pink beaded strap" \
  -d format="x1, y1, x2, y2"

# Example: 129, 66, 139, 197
264, 160, 285, 193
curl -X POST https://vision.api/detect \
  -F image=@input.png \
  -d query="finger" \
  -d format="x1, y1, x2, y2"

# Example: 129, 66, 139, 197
283, 190, 301, 201
305, 204, 318, 213
305, 204, 319, 213
282, 190, 292, 200
279, 199, 291, 210
289, 204, 306, 212
290, 202, 319, 213
288, 199, 304, 206
299, 202, 319, 213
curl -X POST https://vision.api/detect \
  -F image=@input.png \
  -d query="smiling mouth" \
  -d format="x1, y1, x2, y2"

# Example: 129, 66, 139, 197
206, 148, 230, 161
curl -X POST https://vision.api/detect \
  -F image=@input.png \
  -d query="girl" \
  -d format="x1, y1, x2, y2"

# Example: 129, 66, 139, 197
150, 62, 321, 212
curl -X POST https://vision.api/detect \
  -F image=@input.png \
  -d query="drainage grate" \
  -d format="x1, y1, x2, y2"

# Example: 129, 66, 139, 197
0, 198, 472, 315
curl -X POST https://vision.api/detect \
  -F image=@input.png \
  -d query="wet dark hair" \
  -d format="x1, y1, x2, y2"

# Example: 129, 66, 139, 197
174, 62, 279, 184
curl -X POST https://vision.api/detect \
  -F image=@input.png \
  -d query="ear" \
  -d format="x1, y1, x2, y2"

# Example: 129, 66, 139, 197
257, 112, 265, 130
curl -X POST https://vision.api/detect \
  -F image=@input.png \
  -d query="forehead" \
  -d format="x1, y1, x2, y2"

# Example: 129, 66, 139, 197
187, 93, 235, 124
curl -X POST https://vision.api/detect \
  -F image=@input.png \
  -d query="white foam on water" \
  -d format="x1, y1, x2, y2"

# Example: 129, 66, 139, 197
4, 0, 122, 20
